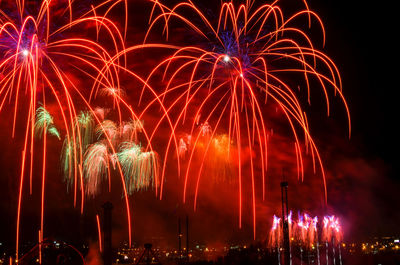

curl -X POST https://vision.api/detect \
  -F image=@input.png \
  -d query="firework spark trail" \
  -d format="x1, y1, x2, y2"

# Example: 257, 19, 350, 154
94, 42, 268, 205
0, 1, 181, 252
322, 215, 342, 244
323, 215, 342, 265
72, 43, 192, 204
178, 132, 233, 183
62, 111, 96, 200
34, 106, 60, 263
296, 213, 319, 248
118, 142, 159, 194
145, 0, 350, 238
269, 212, 342, 264
34, 106, 61, 140
96, 214, 103, 253
0, 0, 139, 259
62, 112, 160, 197
269, 215, 282, 248
95, 44, 188, 193
84, 142, 110, 196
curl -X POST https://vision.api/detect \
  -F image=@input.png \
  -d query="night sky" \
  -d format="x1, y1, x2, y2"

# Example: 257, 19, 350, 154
0, 0, 398, 253
310, 0, 399, 238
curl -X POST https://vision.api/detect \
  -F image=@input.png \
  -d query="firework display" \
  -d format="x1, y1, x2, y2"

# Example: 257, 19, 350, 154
269, 212, 343, 265
0, 0, 350, 262
62, 112, 159, 196
0, 0, 138, 259
178, 126, 234, 184
144, 0, 350, 239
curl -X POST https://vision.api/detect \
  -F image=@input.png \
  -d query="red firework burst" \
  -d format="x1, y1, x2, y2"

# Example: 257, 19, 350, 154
144, 0, 351, 239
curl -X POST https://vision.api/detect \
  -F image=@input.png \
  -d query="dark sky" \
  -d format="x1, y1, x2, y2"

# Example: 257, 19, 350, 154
303, 0, 399, 239
0, 0, 398, 253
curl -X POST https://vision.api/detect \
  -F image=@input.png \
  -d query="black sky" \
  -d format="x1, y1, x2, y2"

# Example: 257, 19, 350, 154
313, 0, 397, 167
307, 0, 399, 238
